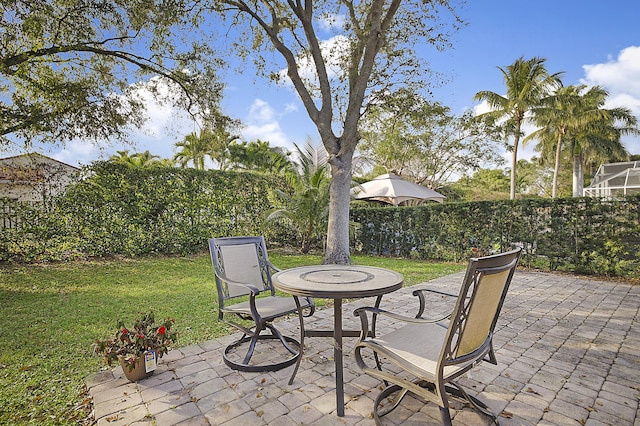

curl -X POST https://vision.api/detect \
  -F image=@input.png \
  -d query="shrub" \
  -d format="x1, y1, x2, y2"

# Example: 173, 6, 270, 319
1, 162, 291, 261
351, 195, 640, 278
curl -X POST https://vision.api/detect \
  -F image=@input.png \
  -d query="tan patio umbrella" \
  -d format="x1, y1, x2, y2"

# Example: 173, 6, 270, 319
351, 173, 445, 206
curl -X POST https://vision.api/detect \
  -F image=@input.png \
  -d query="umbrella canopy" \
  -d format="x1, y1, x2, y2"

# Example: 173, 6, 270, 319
351, 173, 446, 206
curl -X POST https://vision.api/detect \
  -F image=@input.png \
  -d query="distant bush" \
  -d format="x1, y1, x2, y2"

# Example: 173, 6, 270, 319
0, 162, 290, 261
351, 195, 640, 278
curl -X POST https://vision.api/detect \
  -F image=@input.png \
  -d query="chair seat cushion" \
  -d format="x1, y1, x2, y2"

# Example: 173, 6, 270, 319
366, 322, 472, 380
223, 296, 310, 320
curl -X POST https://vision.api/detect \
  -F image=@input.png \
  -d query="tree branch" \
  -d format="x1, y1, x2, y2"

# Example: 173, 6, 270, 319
3, 37, 198, 111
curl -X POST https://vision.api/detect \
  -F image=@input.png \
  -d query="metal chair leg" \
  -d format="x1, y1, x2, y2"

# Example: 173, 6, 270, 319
371, 384, 411, 425
222, 326, 301, 373
447, 383, 499, 425
288, 296, 306, 385
266, 323, 298, 355
439, 406, 453, 426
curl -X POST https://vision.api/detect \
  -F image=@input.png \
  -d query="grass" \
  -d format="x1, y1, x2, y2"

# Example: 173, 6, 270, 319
0, 251, 464, 425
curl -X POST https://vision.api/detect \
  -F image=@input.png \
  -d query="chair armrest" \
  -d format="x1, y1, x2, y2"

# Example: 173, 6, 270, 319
267, 262, 314, 316
354, 306, 447, 324
414, 288, 458, 298
214, 270, 261, 294
268, 261, 281, 274
353, 306, 448, 339
412, 288, 457, 318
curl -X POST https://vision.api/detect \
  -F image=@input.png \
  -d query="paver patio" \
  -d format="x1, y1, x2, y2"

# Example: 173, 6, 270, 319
86, 271, 640, 425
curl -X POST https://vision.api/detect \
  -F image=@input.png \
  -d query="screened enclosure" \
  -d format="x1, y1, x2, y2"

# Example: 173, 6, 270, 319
584, 161, 640, 197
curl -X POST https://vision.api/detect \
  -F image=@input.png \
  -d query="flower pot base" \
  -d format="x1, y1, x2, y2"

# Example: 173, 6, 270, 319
119, 355, 155, 382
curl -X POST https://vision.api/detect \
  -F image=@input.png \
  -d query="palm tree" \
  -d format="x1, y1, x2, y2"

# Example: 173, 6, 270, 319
474, 57, 562, 199
228, 139, 295, 174
109, 150, 136, 165
203, 128, 239, 170
526, 85, 606, 197
566, 96, 637, 196
131, 150, 162, 167
174, 132, 210, 170
265, 142, 330, 253
109, 150, 162, 167
527, 85, 639, 197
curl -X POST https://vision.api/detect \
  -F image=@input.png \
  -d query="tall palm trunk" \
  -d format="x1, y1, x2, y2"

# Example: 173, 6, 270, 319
552, 130, 564, 198
510, 142, 518, 199
573, 152, 584, 197
510, 122, 522, 200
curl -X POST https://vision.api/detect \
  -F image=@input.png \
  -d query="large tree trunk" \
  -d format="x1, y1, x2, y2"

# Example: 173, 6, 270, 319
572, 152, 584, 197
323, 148, 354, 265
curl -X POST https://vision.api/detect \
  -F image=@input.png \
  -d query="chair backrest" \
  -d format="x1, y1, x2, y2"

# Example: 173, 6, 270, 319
440, 248, 521, 371
209, 236, 275, 305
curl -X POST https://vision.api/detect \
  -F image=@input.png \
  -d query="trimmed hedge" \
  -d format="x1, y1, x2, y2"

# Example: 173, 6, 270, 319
351, 196, 640, 278
2, 162, 638, 279
0, 162, 292, 261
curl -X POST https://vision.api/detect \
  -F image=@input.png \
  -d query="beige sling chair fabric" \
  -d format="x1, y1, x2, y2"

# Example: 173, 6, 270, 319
209, 236, 314, 372
354, 248, 521, 425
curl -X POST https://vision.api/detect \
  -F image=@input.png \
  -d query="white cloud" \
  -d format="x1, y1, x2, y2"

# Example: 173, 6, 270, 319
283, 102, 299, 114
52, 79, 197, 167
581, 45, 640, 154
473, 100, 492, 116
581, 46, 640, 107
278, 35, 350, 90
132, 89, 179, 138
52, 141, 100, 167
128, 77, 196, 144
241, 99, 292, 148
317, 13, 346, 31
607, 92, 640, 114
247, 99, 276, 122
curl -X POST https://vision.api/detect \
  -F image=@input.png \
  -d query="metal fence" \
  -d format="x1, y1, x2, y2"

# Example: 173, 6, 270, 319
0, 198, 40, 230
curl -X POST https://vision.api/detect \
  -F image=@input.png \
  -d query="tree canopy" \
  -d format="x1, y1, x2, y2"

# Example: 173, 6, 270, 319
474, 56, 562, 199
1, 0, 224, 149
109, 150, 171, 168
451, 168, 510, 201
526, 84, 637, 197
360, 89, 503, 189
211, 0, 462, 263
228, 139, 294, 174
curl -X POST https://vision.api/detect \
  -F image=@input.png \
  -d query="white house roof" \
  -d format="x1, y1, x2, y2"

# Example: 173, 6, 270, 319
0, 152, 79, 170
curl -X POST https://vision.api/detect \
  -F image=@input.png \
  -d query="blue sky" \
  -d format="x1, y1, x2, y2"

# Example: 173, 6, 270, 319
8, 0, 640, 170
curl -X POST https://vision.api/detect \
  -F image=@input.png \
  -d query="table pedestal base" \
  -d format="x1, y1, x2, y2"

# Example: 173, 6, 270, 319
289, 296, 383, 417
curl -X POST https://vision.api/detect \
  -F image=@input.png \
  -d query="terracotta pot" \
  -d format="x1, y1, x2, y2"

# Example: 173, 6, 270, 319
118, 353, 155, 382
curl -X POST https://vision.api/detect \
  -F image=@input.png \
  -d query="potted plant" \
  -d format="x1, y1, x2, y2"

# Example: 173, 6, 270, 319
94, 311, 177, 381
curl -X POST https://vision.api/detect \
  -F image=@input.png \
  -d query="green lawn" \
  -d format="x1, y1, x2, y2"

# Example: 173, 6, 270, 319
0, 251, 464, 425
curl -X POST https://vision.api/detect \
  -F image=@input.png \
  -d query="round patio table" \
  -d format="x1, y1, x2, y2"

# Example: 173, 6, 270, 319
273, 264, 403, 417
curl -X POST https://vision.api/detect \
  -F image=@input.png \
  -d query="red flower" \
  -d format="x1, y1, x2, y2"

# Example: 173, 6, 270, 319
122, 328, 129, 335
158, 326, 166, 335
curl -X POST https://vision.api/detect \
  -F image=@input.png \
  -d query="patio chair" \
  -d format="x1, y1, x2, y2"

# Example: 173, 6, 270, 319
353, 248, 521, 425
209, 236, 314, 372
